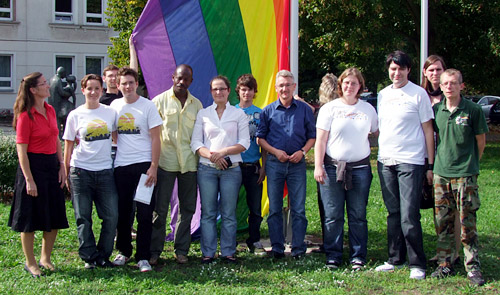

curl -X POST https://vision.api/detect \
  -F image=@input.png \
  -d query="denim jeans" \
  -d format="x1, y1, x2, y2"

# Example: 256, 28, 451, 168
266, 155, 308, 256
240, 164, 263, 246
377, 161, 426, 269
319, 165, 372, 263
69, 167, 118, 262
151, 168, 197, 257
198, 163, 242, 257
114, 162, 156, 261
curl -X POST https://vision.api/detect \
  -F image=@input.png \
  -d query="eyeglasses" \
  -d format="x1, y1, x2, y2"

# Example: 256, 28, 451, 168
440, 81, 460, 87
342, 81, 359, 86
211, 88, 228, 92
276, 83, 294, 89
36, 81, 48, 87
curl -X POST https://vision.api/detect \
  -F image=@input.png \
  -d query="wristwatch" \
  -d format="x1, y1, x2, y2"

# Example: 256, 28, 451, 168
301, 149, 306, 156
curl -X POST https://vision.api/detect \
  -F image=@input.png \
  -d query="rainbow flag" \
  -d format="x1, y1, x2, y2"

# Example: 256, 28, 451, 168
131, 0, 291, 108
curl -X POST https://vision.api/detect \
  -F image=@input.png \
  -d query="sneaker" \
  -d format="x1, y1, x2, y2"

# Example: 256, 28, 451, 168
326, 260, 341, 269
96, 258, 114, 268
137, 260, 152, 272
431, 265, 455, 278
410, 268, 426, 280
351, 259, 365, 270
467, 270, 485, 286
375, 262, 405, 272
112, 254, 130, 266
84, 261, 96, 269
175, 254, 188, 264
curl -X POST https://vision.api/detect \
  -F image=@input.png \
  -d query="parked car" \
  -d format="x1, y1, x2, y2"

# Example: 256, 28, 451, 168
477, 96, 500, 119
489, 101, 500, 124
360, 92, 377, 111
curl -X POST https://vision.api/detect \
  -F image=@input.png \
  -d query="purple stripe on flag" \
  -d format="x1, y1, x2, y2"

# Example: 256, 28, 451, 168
162, 0, 218, 107
132, 0, 176, 98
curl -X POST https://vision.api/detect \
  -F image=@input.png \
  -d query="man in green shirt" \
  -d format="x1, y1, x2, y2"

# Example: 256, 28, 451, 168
431, 69, 488, 286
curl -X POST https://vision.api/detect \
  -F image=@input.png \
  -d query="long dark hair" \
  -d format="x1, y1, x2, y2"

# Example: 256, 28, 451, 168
421, 55, 447, 94
12, 72, 43, 130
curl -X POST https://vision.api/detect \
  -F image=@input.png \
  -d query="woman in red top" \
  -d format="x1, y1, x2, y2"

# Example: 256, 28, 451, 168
8, 72, 68, 277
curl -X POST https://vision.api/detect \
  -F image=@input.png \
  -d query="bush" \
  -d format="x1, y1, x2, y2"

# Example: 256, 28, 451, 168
0, 131, 17, 195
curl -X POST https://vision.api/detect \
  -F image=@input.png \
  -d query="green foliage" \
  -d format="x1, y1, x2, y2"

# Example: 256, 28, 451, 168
105, 0, 147, 67
299, 0, 500, 101
0, 132, 17, 194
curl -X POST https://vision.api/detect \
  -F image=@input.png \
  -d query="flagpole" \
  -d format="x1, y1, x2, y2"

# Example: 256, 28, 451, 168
290, 0, 299, 93
420, 0, 428, 84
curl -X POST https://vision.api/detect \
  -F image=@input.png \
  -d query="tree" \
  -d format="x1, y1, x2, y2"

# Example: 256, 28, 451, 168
105, 0, 147, 68
299, 0, 500, 101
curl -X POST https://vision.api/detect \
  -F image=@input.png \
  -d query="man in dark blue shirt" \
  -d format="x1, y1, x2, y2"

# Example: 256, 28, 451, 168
256, 70, 316, 259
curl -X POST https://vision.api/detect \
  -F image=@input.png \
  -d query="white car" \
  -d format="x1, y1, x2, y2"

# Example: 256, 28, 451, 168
477, 96, 500, 119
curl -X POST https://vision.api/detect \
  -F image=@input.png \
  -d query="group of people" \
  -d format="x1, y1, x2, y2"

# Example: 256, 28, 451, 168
8, 50, 487, 286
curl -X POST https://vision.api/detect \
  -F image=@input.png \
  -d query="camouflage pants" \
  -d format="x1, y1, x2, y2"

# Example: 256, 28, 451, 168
434, 174, 481, 271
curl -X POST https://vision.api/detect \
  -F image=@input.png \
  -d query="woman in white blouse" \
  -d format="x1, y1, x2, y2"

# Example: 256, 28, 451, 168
191, 75, 250, 264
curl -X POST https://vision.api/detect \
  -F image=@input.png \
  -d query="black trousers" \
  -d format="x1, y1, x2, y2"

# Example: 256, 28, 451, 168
114, 162, 155, 261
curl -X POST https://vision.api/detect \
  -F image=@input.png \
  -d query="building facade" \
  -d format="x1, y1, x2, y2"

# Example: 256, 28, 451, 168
0, 0, 115, 109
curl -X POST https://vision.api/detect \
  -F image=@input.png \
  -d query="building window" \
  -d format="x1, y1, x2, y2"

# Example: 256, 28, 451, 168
0, 54, 13, 90
55, 55, 75, 76
85, 56, 103, 75
55, 0, 73, 23
0, 0, 13, 21
85, 0, 103, 25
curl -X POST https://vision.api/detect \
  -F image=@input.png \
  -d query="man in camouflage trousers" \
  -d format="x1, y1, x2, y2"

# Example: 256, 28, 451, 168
431, 69, 488, 286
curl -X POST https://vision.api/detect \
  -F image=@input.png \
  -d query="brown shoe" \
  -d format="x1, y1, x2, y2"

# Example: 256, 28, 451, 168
149, 255, 159, 266
175, 254, 188, 264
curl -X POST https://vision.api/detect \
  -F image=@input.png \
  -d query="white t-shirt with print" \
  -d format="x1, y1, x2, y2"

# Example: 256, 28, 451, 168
63, 104, 116, 171
316, 99, 378, 162
377, 81, 434, 165
111, 96, 163, 167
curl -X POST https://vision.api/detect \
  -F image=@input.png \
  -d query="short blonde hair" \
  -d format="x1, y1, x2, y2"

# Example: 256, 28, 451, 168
318, 73, 338, 106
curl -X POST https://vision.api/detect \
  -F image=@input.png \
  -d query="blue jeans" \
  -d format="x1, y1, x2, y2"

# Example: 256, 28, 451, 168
198, 163, 242, 257
319, 165, 372, 263
69, 167, 118, 262
266, 155, 308, 256
377, 161, 426, 269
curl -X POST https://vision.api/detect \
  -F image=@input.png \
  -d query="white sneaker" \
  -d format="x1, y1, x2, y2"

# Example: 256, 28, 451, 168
410, 268, 426, 280
137, 260, 152, 272
375, 262, 405, 272
112, 254, 129, 266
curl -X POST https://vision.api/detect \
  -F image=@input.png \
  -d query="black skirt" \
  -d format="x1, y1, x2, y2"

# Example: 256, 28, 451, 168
8, 153, 69, 232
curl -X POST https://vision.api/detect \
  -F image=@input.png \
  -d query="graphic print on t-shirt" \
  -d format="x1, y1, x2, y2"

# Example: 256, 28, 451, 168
246, 112, 260, 140
85, 119, 111, 141
117, 112, 141, 134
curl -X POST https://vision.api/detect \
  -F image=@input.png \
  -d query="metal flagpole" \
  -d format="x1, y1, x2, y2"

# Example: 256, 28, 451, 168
420, 0, 428, 84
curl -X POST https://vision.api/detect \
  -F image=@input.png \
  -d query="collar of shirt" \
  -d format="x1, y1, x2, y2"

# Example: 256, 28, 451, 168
440, 95, 465, 113
273, 98, 298, 110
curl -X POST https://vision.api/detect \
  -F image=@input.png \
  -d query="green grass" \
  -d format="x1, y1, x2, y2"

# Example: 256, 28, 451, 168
0, 144, 499, 294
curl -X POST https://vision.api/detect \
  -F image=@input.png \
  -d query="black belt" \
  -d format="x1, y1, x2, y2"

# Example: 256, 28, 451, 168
239, 161, 260, 167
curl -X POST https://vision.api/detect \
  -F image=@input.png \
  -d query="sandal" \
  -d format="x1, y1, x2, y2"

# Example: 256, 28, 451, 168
201, 257, 214, 264
223, 256, 237, 264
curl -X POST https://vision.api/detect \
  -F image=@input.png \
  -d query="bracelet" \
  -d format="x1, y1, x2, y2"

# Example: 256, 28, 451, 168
427, 163, 434, 170
301, 149, 306, 156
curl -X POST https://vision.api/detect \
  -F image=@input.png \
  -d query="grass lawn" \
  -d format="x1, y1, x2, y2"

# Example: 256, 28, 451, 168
0, 143, 498, 294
